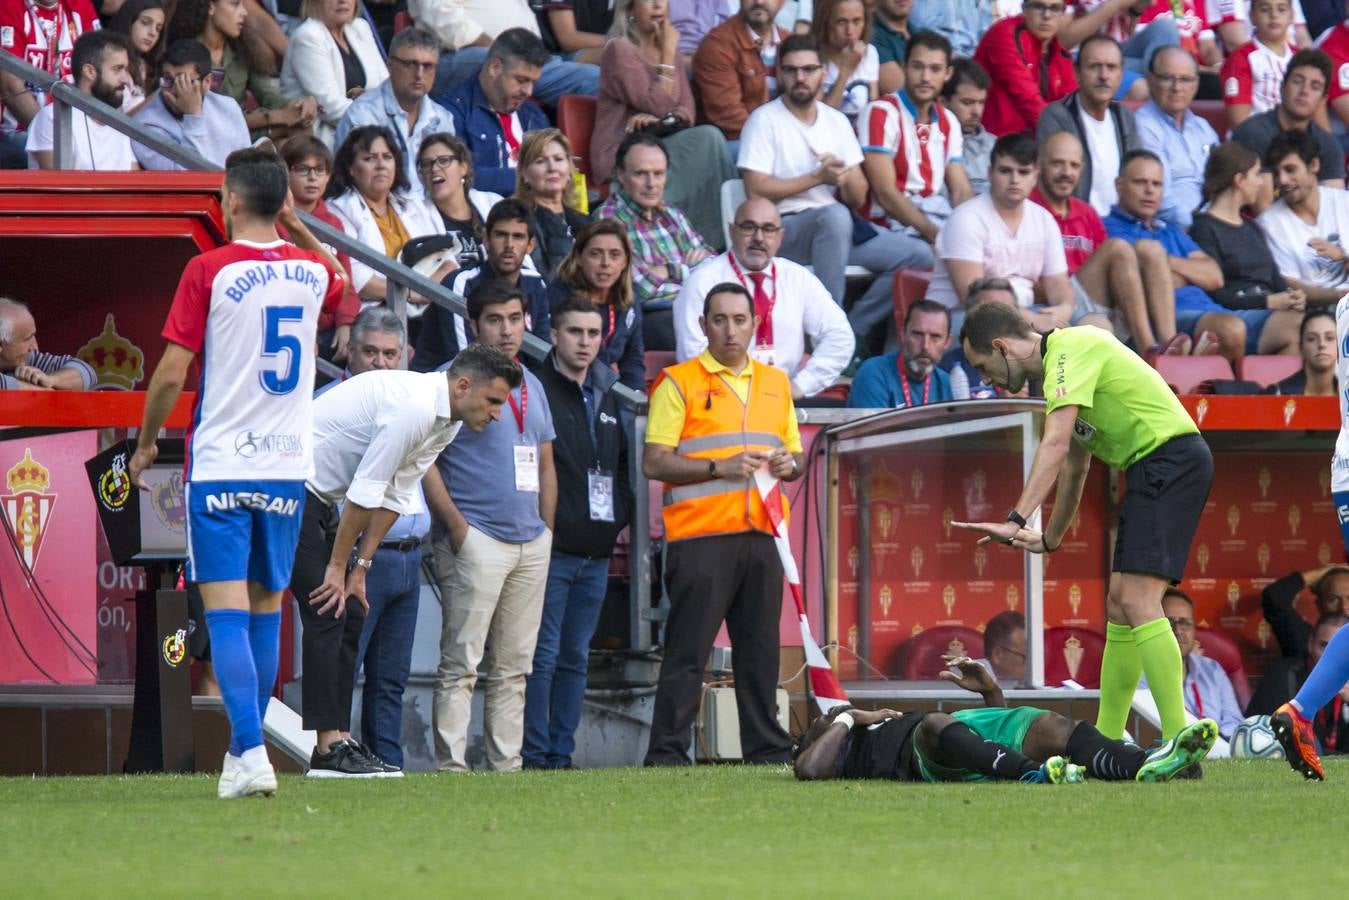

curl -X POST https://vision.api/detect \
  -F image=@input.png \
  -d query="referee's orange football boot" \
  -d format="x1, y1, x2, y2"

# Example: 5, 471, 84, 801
1271, 702, 1325, 781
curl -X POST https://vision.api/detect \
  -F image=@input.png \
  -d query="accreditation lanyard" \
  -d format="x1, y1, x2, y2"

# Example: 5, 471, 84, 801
728, 254, 776, 350
605, 304, 616, 346
508, 378, 528, 433
896, 353, 931, 408
1190, 682, 1204, 719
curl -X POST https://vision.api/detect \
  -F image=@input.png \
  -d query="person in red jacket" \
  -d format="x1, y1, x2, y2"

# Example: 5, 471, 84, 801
973, 1, 1077, 136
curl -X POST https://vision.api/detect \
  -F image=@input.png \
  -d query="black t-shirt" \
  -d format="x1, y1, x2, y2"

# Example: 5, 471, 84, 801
437, 210, 487, 267
840, 713, 926, 780
1232, 110, 1347, 182
339, 42, 367, 94
537, 0, 615, 54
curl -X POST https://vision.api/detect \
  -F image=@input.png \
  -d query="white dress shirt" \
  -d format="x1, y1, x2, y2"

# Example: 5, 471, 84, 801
308, 369, 462, 513
673, 252, 854, 398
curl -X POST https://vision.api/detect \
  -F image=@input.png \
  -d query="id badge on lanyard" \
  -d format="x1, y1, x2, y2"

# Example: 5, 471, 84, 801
509, 381, 539, 493
588, 468, 614, 522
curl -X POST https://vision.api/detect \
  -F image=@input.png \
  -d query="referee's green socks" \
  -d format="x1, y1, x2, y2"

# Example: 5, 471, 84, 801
1134, 617, 1186, 740
1096, 622, 1141, 740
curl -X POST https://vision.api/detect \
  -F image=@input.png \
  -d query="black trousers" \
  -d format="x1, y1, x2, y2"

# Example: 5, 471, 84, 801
291, 490, 366, 732
645, 532, 793, 765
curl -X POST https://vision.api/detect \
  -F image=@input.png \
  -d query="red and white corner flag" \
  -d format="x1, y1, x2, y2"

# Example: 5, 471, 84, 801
754, 468, 850, 713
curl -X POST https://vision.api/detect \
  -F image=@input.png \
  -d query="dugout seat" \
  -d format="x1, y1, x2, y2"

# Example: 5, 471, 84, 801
1194, 627, 1253, 711
644, 350, 676, 390
1043, 627, 1105, 689
891, 268, 932, 336
1238, 355, 1302, 390
1153, 355, 1234, 395
898, 626, 985, 680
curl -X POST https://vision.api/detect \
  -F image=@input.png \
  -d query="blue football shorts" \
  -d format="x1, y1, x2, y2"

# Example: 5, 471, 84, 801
185, 480, 306, 591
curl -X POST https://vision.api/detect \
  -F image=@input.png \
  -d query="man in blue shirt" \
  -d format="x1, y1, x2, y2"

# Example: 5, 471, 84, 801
314, 308, 430, 772
335, 29, 456, 193
1104, 149, 1245, 364
425, 278, 558, 772
1133, 47, 1218, 229
439, 28, 552, 196
848, 299, 955, 408
908, 0, 989, 59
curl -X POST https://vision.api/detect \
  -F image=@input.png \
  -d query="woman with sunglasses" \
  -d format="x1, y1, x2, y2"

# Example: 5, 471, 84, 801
279, 0, 388, 147
282, 134, 362, 363
416, 133, 502, 269
546, 220, 644, 390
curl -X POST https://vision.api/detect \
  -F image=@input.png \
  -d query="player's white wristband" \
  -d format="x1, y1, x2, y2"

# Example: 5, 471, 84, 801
833, 712, 855, 731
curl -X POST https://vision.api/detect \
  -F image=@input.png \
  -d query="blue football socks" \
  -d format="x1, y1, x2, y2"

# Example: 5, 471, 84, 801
204, 609, 262, 756
248, 611, 282, 742
1293, 621, 1349, 718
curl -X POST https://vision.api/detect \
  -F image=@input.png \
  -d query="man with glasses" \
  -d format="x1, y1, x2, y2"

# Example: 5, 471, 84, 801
974, 610, 1028, 686
672, 196, 853, 399
336, 29, 455, 192
134, 39, 250, 170
1134, 46, 1218, 229
738, 34, 930, 357
973, 0, 1077, 137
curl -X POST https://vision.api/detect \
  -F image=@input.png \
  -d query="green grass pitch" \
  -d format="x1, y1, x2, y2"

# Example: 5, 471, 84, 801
3, 760, 1344, 898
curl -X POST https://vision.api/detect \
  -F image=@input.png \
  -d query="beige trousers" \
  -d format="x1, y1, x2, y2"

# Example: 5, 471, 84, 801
431, 525, 552, 771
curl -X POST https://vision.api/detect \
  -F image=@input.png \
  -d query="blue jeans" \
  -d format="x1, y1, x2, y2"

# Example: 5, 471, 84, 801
433, 48, 599, 105
355, 545, 422, 769
1115, 18, 1180, 99
522, 552, 609, 767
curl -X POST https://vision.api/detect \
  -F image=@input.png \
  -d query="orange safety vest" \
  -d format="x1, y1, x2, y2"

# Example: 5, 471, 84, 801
656, 356, 794, 543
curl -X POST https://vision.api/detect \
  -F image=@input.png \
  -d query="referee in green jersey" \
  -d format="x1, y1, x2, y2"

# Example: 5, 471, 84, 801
953, 302, 1213, 744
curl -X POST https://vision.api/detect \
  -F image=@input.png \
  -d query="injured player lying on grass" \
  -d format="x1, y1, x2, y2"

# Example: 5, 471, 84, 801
792, 656, 1218, 784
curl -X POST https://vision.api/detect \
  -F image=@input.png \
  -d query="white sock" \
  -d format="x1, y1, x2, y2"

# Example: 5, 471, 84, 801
241, 745, 270, 770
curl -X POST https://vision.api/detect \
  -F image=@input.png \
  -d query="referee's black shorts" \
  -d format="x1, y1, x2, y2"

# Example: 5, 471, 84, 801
1113, 433, 1214, 584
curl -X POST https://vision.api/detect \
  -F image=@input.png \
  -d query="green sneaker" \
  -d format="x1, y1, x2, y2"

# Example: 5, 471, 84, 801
1135, 719, 1218, 783
1027, 755, 1085, 784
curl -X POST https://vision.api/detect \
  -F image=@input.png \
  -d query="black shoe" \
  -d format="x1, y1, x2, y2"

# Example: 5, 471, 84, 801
349, 741, 403, 776
307, 740, 392, 778
1173, 762, 1203, 780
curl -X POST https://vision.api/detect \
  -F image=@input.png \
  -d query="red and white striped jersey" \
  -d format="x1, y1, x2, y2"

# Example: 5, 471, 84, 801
163, 240, 344, 483
857, 92, 962, 226
1221, 39, 1294, 115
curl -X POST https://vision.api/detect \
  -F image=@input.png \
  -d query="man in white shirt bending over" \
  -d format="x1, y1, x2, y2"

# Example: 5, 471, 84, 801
673, 195, 854, 399
926, 131, 1101, 336
1258, 128, 1349, 307
26, 30, 139, 171
736, 33, 931, 348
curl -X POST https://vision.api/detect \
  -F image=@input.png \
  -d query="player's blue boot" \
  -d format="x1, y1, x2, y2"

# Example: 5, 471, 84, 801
1135, 718, 1218, 782
1021, 755, 1085, 784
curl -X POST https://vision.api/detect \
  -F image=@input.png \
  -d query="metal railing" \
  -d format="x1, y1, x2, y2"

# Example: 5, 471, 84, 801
1, 51, 655, 648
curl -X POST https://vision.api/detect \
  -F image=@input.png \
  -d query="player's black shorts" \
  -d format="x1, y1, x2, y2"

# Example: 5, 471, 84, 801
1113, 433, 1213, 584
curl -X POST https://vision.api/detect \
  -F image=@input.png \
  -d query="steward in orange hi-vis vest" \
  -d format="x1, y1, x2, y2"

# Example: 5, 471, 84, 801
653, 356, 795, 543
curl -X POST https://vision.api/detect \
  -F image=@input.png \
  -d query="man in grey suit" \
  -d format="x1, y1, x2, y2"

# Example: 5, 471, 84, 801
1036, 34, 1138, 218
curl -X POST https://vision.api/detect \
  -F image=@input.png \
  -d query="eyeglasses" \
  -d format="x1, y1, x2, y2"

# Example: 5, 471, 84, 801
734, 222, 782, 237
1152, 74, 1199, 88
417, 154, 461, 173
1024, 2, 1065, 15
290, 165, 328, 178
390, 56, 437, 73
780, 63, 823, 78
158, 73, 200, 89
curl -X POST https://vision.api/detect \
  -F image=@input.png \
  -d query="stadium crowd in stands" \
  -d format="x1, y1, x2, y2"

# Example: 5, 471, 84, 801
14, 0, 1349, 772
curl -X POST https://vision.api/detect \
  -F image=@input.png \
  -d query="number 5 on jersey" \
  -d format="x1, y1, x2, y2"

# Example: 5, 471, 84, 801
261, 305, 304, 395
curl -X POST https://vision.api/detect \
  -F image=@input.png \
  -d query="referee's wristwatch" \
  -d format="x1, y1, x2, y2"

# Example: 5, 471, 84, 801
1004, 509, 1026, 545
352, 556, 373, 572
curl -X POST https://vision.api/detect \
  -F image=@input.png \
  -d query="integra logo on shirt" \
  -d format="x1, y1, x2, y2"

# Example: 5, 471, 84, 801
204, 492, 301, 516
234, 429, 304, 459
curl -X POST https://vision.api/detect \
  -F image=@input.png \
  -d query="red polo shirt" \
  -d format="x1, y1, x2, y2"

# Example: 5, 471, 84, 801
1029, 187, 1106, 276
